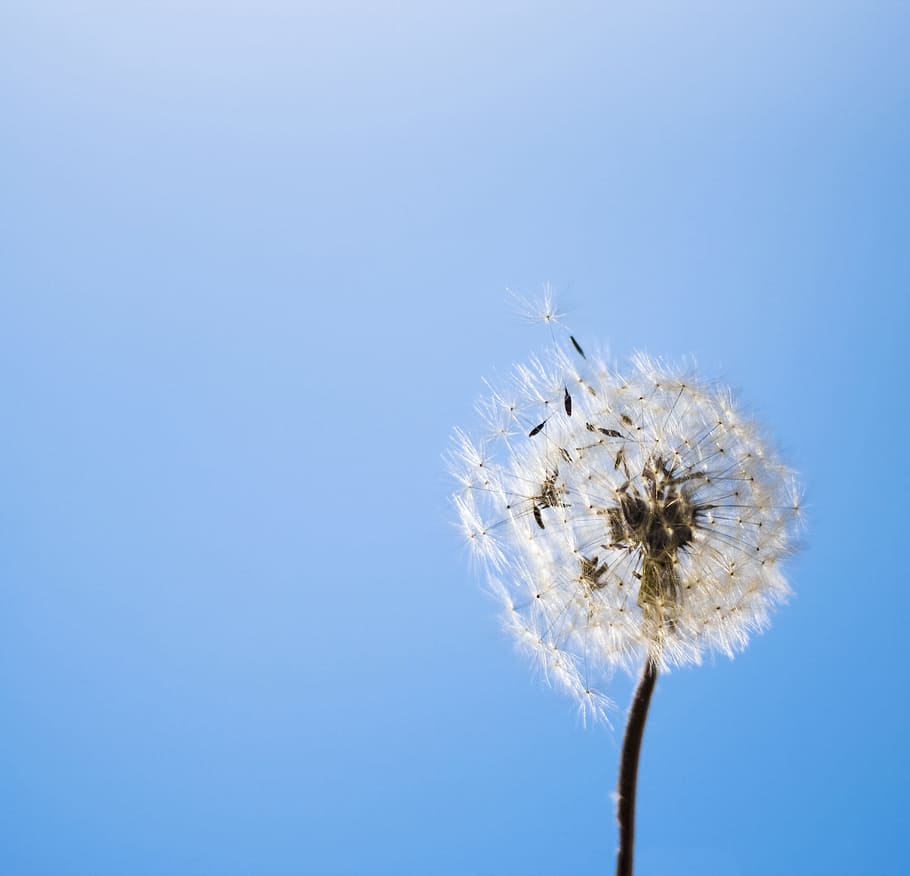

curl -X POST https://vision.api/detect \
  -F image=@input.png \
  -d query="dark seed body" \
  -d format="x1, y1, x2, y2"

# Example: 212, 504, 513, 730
604, 454, 700, 620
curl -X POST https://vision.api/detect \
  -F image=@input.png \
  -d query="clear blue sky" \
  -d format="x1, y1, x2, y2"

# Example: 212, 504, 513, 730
2, 3, 908, 874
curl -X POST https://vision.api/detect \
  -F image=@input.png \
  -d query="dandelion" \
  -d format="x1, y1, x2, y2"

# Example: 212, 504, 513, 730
450, 308, 801, 875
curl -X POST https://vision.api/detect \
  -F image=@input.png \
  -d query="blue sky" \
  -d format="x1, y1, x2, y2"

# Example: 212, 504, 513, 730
2, 3, 908, 874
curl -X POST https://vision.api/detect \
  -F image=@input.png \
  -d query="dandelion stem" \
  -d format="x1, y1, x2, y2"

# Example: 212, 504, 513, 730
615, 658, 658, 876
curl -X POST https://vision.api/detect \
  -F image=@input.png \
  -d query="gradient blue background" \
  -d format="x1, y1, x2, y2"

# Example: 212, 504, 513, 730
2, 3, 908, 874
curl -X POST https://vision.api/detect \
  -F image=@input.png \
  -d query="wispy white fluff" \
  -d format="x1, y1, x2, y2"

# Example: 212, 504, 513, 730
449, 319, 802, 724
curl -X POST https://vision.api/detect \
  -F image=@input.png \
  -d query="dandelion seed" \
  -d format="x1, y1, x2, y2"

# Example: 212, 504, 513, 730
570, 335, 587, 358
508, 284, 565, 326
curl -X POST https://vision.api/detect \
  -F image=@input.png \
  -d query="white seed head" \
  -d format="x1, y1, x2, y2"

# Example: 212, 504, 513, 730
450, 333, 802, 723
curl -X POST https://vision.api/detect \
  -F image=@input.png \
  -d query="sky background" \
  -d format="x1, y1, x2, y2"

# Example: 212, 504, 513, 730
2, 2, 908, 874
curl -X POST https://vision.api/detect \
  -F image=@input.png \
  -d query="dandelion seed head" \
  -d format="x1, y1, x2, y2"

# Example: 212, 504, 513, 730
450, 327, 802, 721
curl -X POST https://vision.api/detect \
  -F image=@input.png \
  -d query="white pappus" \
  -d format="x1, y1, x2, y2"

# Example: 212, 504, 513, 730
450, 330, 802, 724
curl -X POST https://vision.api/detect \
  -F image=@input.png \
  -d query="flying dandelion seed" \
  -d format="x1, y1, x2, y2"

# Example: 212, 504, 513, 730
450, 304, 803, 874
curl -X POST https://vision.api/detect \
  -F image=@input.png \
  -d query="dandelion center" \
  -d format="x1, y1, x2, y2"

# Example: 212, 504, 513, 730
604, 454, 703, 621
608, 455, 699, 560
